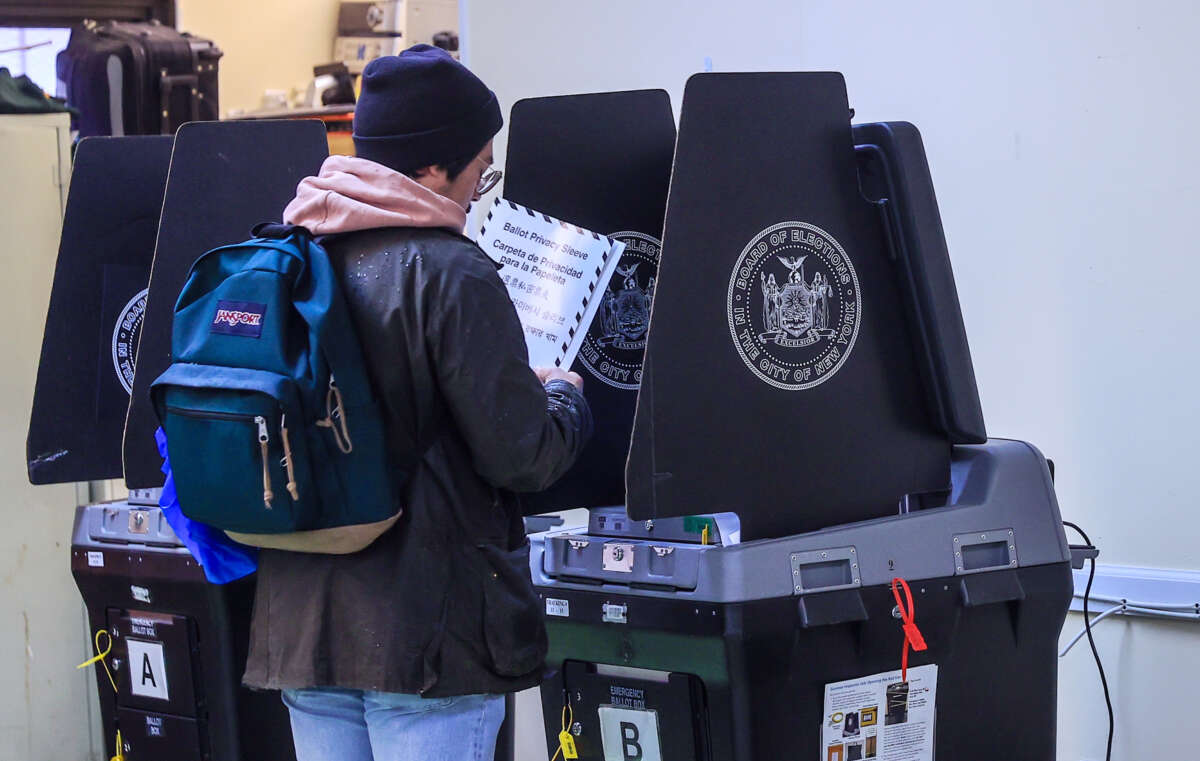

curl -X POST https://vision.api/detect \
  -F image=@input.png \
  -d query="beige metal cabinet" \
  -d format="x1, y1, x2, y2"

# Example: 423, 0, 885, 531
0, 113, 103, 759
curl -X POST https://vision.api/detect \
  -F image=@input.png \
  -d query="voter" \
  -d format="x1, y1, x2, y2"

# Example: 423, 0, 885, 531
239, 45, 593, 761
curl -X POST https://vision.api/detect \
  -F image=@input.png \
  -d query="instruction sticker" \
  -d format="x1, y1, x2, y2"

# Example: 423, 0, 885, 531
820, 664, 936, 761
126, 638, 170, 701
546, 598, 570, 617
87, 551, 104, 567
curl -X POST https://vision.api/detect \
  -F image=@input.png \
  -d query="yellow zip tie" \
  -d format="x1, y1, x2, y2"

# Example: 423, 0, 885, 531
77, 631, 124, 760
701, 523, 710, 546
552, 699, 577, 760
76, 629, 117, 693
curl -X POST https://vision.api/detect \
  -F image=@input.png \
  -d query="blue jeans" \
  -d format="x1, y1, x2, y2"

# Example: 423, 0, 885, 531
282, 687, 505, 761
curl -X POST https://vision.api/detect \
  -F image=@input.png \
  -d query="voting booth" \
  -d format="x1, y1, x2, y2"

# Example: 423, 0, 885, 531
505, 90, 677, 514
525, 75, 1073, 760
28, 122, 329, 761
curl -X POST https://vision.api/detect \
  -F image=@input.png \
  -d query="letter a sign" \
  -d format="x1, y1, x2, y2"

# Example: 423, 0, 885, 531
126, 639, 170, 701
598, 706, 662, 761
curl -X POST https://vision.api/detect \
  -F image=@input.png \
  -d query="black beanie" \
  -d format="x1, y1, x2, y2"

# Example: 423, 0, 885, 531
352, 45, 503, 174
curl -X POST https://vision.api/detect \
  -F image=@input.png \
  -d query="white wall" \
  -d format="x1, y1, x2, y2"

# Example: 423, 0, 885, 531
176, 0, 341, 116
463, 2, 1200, 759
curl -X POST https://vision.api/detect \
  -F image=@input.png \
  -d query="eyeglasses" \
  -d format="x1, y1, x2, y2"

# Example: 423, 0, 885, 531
473, 156, 503, 196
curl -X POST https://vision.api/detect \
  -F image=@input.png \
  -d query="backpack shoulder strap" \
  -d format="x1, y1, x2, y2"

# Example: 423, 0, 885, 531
285, 230, 377, 411
251, 222, 307, 240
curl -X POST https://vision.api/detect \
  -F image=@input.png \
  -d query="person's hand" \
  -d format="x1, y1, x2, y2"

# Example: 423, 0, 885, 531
533, 366, 584, 390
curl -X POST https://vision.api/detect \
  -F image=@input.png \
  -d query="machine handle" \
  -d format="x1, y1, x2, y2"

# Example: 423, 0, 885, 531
798, 589, 869, 628
959, 570, 1026, 607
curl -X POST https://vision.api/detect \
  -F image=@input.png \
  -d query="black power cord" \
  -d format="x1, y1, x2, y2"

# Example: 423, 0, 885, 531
1062, 520, 1113, 761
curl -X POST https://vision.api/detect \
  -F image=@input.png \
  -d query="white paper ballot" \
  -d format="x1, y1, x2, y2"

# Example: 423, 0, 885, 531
477, 198, 625, 369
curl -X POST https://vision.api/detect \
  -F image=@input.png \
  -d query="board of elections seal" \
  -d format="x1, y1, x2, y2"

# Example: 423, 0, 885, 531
727, 222, 861, 391
578, 231, 659, 390
111, 288, 148, 395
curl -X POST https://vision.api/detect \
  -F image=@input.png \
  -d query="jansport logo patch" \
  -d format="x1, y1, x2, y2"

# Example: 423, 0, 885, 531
210, 300, 267, 337
727, 222, 861, 391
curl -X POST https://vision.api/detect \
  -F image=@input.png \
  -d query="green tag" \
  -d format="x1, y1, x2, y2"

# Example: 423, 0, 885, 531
683, 516, 715, 535
558, 731, 579, 759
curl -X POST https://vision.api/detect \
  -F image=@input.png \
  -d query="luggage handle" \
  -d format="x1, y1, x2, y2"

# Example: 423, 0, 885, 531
157, 33, 202, 133
160, 71, 201, 132
159, 40, 200, 133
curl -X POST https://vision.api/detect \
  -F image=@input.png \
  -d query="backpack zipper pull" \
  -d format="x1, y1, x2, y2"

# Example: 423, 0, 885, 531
255, 415, 274, 509
279, 414, 300, 501
317, 375, 354, 454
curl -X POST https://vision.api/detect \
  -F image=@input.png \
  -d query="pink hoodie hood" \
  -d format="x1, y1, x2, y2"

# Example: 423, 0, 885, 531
282, 155, 467, 235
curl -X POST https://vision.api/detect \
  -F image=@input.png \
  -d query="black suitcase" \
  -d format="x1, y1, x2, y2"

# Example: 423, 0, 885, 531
57, 20, 221, 137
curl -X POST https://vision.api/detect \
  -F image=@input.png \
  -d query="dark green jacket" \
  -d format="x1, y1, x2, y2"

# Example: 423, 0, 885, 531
242, 226, 592, 696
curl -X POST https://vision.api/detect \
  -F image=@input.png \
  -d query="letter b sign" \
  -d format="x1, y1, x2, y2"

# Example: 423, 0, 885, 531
620, 722, 642, 760
598, 706, 662, 761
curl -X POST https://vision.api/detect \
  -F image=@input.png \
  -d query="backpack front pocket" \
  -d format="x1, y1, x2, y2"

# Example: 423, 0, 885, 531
153, 366, 317, 534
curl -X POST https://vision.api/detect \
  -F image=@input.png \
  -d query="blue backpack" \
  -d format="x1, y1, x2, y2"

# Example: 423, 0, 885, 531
151, 224, 401, 554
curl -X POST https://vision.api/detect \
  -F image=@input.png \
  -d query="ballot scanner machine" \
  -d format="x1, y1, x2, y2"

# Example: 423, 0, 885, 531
521, 75, 1073, 761
532, 443, 1071, 760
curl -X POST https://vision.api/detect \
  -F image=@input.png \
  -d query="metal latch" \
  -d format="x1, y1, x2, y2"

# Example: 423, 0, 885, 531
567, 538, 590, 551
652, 546, 675, 557
602, 542, 635, 573
602, 602, 627, 624
128, 510, 149, 534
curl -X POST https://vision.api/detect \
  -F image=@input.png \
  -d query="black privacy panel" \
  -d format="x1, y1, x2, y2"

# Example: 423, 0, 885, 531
28, 136, 172, 485
851, 121, 985, 444
122, 120, 328, 488
505, 90, 676, 511
627, 73, 951, 541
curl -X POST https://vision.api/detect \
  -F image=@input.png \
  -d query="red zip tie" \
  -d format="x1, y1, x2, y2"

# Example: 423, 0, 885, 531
891, 577, 928, 680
